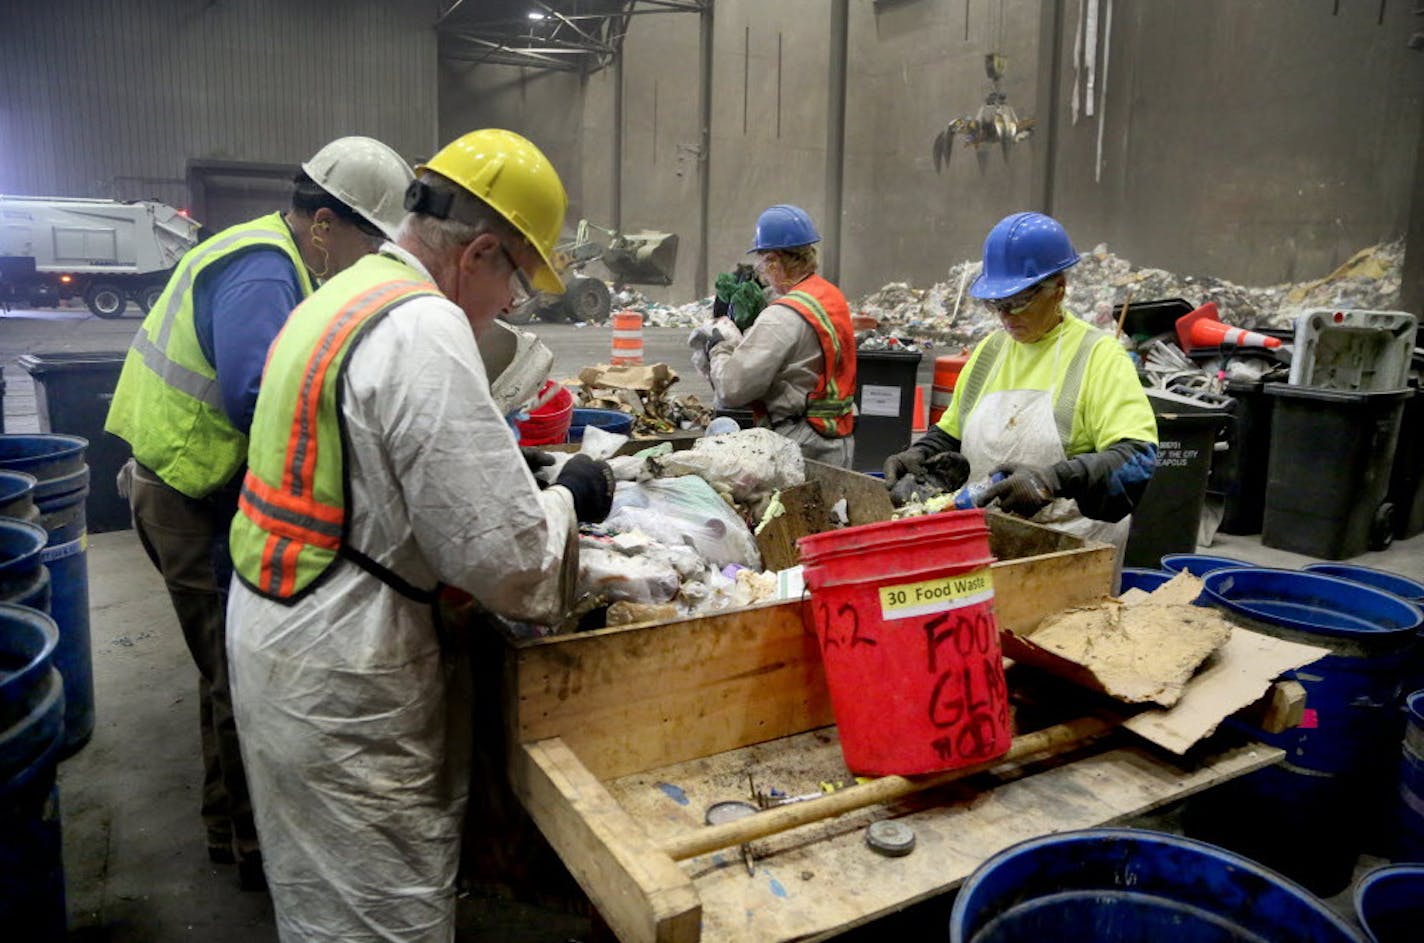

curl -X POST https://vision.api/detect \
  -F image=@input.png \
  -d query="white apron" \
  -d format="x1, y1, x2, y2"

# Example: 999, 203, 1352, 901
960, 340, 1130, 578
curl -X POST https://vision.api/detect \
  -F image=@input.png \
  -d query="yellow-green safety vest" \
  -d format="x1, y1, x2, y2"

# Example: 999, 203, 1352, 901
104, 212, 314, 498
230, 252, 440, 602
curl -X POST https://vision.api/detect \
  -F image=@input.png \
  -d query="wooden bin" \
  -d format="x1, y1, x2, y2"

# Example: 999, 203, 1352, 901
476, 463, 1278, 942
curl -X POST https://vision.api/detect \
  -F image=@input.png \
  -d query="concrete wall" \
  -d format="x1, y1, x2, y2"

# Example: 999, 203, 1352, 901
1048, 0, 1424, 285
438, 61, 588, 221
0, 0, 438, 212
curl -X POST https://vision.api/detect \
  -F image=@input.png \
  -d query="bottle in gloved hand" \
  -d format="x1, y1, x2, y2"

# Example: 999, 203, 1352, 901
953, 472, 1007, 511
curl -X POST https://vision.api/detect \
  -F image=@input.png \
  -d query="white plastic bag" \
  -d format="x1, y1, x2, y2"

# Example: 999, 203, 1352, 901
648, 427, 804, 506
604, 475, 761, 569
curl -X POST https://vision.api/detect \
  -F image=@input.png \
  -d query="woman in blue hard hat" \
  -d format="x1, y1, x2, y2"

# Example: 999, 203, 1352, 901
699, 204, 858, 467
884, 211, 1157, 564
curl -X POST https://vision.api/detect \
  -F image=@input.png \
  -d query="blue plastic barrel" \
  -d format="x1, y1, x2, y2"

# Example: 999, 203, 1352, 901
1119, 567, 1173, 594
0, 435, 93, 757
948, 828, 1361, 943
1304, 564, 1424, 697
1160, 553, 1253, 577
567, 408, 634, 442
1398, 690, 1424, 861
0, 469, 40, 524
0, 603, 67, 938
0, 518, 53, 614
1354, 864, 1423, 943
1185, 568, 1422, 896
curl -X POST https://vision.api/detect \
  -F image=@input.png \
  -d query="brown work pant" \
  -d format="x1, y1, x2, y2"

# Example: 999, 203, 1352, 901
125, 461, 257, 856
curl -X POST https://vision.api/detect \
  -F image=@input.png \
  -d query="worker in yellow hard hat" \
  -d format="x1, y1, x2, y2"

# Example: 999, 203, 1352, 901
225, 128, 615, 940
105, 135, 414, 892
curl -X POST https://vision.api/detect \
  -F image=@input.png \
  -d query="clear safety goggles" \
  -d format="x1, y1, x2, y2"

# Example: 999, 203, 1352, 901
983, 281, 1049, 315
500, 244, 535, 307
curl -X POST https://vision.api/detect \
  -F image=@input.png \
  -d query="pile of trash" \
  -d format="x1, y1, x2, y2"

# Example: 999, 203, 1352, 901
567, 362, 714, 435
854, 239, 1405, 351
555, 428, 807, 631
611, 288, 711, 328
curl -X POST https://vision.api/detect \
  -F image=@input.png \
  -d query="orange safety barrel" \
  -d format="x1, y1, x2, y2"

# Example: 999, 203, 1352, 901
610, 310, 644, 366
929, 352, 970, 425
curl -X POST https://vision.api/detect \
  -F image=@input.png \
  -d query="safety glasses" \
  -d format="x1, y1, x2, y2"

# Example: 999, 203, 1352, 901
983, 281, 1048, 315
500, 244, 535, 306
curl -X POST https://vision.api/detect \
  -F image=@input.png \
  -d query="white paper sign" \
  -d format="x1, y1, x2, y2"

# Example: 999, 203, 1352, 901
860, 384, 901, 418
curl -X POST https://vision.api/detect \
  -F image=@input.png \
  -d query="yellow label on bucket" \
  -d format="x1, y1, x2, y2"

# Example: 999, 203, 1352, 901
879, 568, 994, 621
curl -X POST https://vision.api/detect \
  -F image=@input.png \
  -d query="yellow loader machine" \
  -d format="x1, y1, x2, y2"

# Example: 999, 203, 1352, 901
504, 219, 678, 325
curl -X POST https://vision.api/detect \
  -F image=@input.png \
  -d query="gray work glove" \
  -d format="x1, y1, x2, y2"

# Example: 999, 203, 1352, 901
883, 426, 962, 487
555, 454, 616, 523
978, 462, 1063, 517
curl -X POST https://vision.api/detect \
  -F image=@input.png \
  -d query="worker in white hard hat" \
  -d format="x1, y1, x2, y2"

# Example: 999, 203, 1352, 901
105, 135, 414, 892
225, 128, 615, 941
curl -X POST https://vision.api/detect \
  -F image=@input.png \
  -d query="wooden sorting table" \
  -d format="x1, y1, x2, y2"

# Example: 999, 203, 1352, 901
492, 463, 1286, 942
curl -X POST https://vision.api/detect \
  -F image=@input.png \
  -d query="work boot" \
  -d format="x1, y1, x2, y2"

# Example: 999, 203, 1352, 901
237, 850, 268, 893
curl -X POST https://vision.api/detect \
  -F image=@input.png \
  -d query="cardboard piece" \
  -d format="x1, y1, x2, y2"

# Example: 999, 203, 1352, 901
1002, 570, 1330, 753
1123, 626, 1329, 754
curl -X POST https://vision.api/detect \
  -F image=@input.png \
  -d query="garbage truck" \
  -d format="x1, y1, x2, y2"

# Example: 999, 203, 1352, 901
0, 195, 202, 318
503, 218, 678, 325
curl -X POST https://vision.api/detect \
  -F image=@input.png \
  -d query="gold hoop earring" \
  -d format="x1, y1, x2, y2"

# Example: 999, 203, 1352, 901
311, 230, 331, 279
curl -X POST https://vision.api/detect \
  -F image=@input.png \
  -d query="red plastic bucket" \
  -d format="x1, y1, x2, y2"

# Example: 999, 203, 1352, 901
515, 382, 574, 446
798, 509, 1012, 776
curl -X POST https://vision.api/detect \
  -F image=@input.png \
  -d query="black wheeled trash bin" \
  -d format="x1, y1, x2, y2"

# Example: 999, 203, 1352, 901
1124, 390, 1232, 569
17, 352, 132, 533
852, 348, 922, 474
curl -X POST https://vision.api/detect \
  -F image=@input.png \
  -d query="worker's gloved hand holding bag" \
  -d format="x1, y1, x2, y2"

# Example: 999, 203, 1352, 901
555, 454, 617, 523
977, 462, 1062, 517
520, 446, 557, 487
883, 426, 966, 487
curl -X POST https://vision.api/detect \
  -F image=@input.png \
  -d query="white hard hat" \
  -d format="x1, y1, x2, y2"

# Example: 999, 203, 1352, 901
301, 136, 414, 240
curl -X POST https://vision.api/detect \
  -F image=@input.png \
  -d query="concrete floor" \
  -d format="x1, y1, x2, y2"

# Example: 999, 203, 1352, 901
4, 303, 1421, 940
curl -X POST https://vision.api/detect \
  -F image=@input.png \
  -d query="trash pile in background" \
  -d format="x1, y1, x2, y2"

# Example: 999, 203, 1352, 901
602, 239, 1403, 356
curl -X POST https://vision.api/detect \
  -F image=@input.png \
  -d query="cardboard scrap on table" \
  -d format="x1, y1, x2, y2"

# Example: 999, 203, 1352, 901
1002, 572, 1232, 709
1004, 571, 1331, 754
576, 362, 678, 395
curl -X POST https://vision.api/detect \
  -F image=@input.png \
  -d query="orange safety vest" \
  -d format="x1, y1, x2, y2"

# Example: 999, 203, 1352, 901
774, 273, 857, 439
230, 252, 441, 602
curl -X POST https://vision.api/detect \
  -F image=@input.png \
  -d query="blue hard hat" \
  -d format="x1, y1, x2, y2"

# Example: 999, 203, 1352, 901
748, 204, 820, 253
970, 211, 1080, 300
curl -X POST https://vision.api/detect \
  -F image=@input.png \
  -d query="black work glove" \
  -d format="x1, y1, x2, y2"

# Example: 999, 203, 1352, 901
554, 454, 616, 524
978, 462, 1063, 517
883, 426, 962, 486
520, 447, 556, 487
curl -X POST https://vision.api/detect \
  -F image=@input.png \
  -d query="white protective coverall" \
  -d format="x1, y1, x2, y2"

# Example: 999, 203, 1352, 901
227, 243, 578, 943
708, 303, 855, 468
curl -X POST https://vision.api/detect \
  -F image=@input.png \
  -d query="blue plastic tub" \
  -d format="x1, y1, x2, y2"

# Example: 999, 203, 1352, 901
1354, 864, 1423, 943
948, 827, 1361, 943
0, 518, 52, 614
0, 602, 67, 937
1186, 568, 1421, 895
0, 435, 93, 758
567, 408, 634, 442
0, 469, 40, 523
1160, 553, 1253, 578
1119, 567, 1173, 594
1399, 690, 1424, 861
1302, 563, 1424, 604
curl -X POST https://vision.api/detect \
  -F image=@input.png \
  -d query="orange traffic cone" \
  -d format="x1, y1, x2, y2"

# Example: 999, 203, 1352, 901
911, 385, 928, 436
1175, 302, 1282, 351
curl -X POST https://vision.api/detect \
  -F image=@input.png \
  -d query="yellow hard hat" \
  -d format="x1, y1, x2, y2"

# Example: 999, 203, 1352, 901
417, 129, 568, 295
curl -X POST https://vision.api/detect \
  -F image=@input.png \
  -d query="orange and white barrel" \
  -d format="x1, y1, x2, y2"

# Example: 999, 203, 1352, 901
929, 352, 970, 426
610, 310, 644, 366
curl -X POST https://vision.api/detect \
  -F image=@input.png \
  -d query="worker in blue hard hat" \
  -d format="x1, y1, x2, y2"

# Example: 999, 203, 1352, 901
885, 211, 1157, 567
694, 204, 857, 467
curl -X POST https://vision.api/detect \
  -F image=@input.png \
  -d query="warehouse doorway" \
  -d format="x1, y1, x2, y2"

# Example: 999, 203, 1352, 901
186, 159, 298, 239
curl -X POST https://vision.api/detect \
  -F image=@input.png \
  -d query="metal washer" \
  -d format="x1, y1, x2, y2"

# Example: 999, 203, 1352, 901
865, 819, 916, 857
